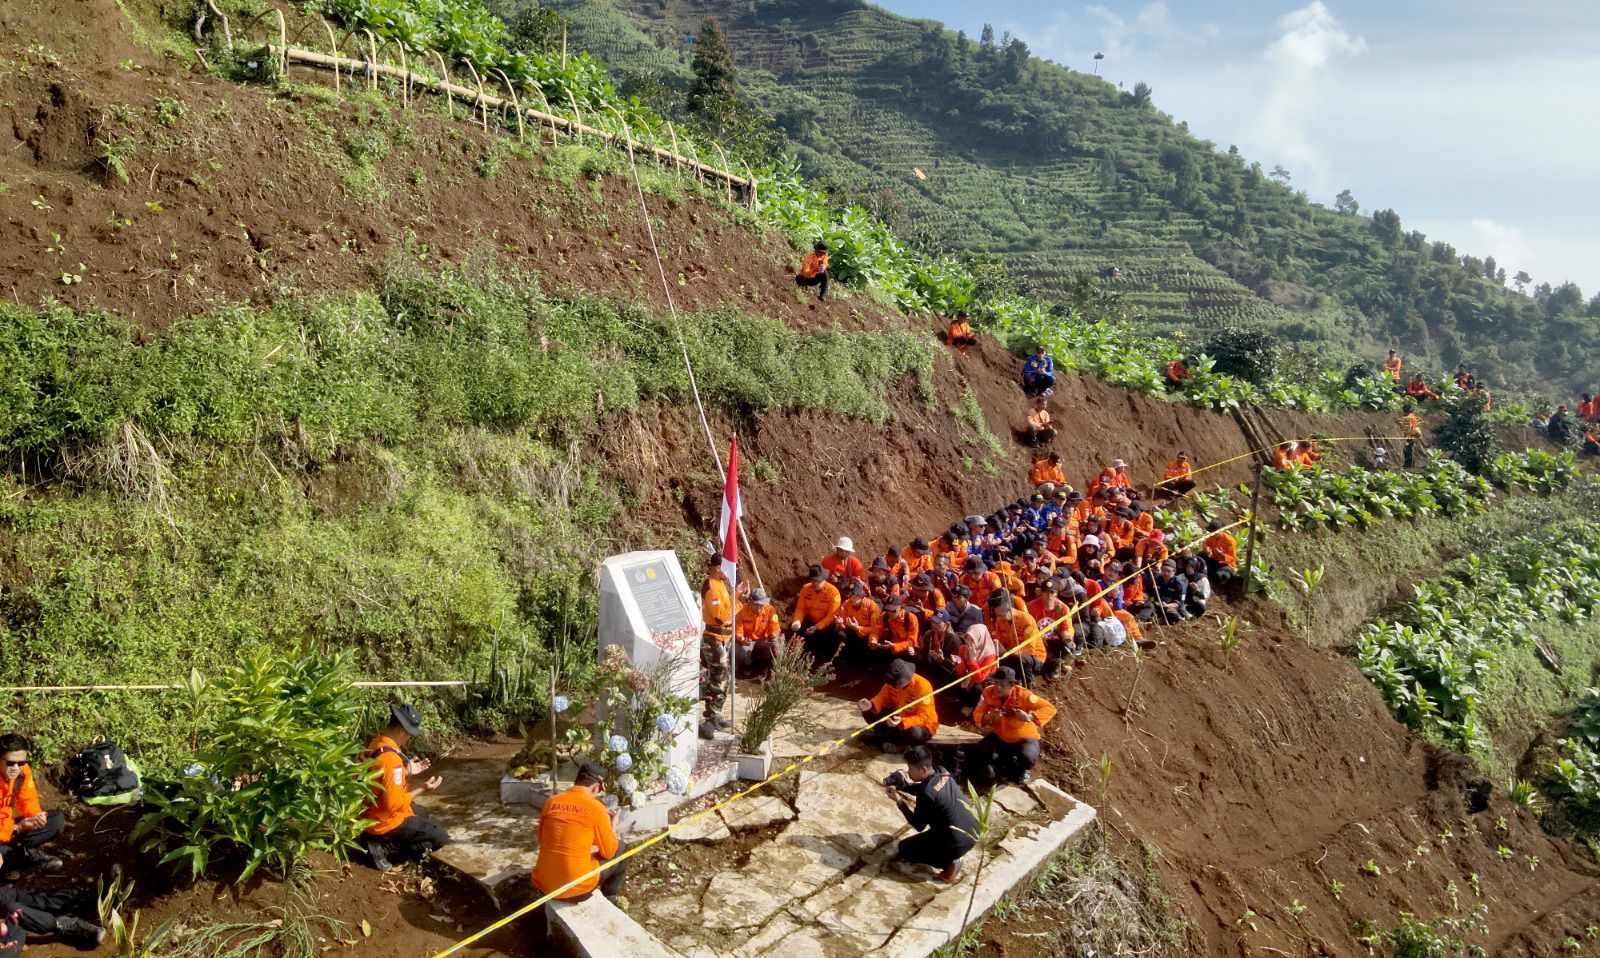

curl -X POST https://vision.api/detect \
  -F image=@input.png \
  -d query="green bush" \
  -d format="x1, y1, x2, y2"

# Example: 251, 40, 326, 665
1203, 322, 1280, 386
131, 649, 374, 881
1433, 394, 1500, 476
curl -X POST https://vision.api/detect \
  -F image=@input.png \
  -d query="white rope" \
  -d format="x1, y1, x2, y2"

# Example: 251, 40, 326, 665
617, 131, 767, 596
0, 680, 474, 693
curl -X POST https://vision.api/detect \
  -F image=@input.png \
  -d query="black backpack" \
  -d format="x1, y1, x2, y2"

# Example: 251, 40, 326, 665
63, 741, 139, 799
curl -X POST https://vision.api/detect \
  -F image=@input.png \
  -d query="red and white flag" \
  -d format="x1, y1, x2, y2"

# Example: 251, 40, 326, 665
718, 439, 741, 595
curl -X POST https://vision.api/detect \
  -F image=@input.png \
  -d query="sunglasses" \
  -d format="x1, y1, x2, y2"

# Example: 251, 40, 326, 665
3, 760, 26, 767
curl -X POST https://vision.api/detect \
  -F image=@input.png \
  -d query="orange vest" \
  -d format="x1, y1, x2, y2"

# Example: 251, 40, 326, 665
974, 685, 1057, 742
792, 581, 842, 629
870, 674, 939, 733
361, 735, 414, 836
0, 765, 44, 844
736, 602, 781, 643
799, 251, 828, 278
702, 576, 734, 640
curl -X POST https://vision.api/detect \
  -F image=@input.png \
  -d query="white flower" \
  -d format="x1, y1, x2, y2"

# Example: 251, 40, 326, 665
665, 767, 689, 795
616, 773, 638, 795
552, 695, 571, 715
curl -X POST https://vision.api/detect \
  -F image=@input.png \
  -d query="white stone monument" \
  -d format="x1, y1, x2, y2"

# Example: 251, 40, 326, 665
597, 551, 702, 795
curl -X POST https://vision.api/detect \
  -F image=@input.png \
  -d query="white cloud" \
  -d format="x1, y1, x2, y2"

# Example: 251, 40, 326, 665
1243, 2, 1365, 194
1417, 217, 1600, 296
1083, 2, 1179, 59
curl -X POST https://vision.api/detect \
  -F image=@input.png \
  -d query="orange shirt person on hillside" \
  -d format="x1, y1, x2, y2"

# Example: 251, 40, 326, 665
1272, 442, 1297, 470
971, 666, 1056, 784
0, 732, 65, 875
360, 704, 449, 871
532, 762, 625, 902
1406, 375, 1439, 402
1382, 350, 1403, 382
947, 310, 979, 354
795, 240, 830, 301
1160, 453, 1196, 497
1029, 453, 1066, 488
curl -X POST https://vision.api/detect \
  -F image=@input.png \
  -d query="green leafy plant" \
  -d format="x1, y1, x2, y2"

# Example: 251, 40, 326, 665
737, 637, 831, 754
131, 648, 374, 881
98, 136, 135, 183
1507, 778, 1544, 813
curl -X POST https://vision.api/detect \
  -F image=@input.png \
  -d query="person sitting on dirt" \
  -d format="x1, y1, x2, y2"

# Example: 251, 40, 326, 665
1160, 453, 1196, 498
1183, 556, 1213, 619
791, 565, 843, 663
1406, 374, 1439, 402
1201, 519, 1238, 587
1165, 357, 1192, 390
946, 311, 978, 354
700, 557, 735, 729
1401, 405, 1423, 468
1296, 440, 1322, 468
857, 660, 939, 752
1081, 601, 1126, 650
532, 762, 625, 903
1026, 578, 1077, 673
942, 585, 985, 636
1152, 561, 1189, 622
968, 667, 1056, 786
1455, 364, 1472, 390
1382, 350, 1403, 382
1548, 405, 1574, 444
883, 745, 978, 884
1272, 441, 1297, 471
878, 595, 921, 665
0, 734, 64, 880
360, 704, 449, 872
1584, 429, 1600, 456
1029, 452, 1066, 488
820, 536, 863, 586
838, 580, 884, 664
902, 537, 935, 579
1021, 345, 1056, 397
1087, 460, 1131, 498
1025, 396, 1057, 446
958, 556, 1002, 610
906, 573, 946, 628
985, 590, 1047, 687
735, 587, 782, 678
795, 240, 830, 301
0, 886, 106, 950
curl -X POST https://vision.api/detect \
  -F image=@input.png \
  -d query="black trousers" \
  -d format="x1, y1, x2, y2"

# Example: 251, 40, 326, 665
372, 805, 450, 859
966, 734, 1041, 784
0, 809, 63, 856
566, 845, 629, 902
1022, 373, 1055, 397
796, 272, 829, 299
1404, 439, 1417, 468
802, 626, 842, 663
897, 827, 975, 870
860, 711, 933, 747
0, 886, 80, 935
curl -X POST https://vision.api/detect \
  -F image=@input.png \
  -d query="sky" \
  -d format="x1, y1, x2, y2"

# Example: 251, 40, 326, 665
874, 0, 1600, 296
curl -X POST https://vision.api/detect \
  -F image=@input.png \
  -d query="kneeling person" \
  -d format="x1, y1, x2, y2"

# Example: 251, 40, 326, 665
0, 734, 64, 878
361, 704, 449, 871
883, 746, 977, 883
968, 668, 1056, 785
532, 762, 626, 903
857, 660, 939, 751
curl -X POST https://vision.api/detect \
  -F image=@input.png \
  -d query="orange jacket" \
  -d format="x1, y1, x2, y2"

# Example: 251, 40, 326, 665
702, 575, 734, 641
870, 674, 939, 733
0, 764, 45, 844
1134, 537, 1167, 568
1029, 459, 1066, 486
839, 595, 883, 639
1164, 460, 1191, 481
1578, 400, 1594, 421
362, 735, 414, 836
960, 570, 1001, 609
1203, 532, 1238, 568
792, 581, 842, 630
821, 553, 864, 584
883, 608, 921, 655
901, 549, 934, 577
799, 250, 828, 279
948, 319, 973, 340
987, 608, 1048, 662
1122, 574, 1147, 606
736, 601, 781, 643
1114, 608, 1144, 644
1382, 356, 1403, 381
974, 684, 1056, 742
1166, 359, 1191, 383
532, 785, 619, 899
1402, 413, 1422, 438
1272, 448, 1295, 470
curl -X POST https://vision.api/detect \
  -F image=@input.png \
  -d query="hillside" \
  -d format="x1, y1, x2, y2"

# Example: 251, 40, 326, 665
3, 1, 1600, 957
538, 0, 1600, 396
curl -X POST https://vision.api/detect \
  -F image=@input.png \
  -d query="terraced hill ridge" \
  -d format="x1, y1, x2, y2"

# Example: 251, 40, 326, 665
537, 0, 1600, 395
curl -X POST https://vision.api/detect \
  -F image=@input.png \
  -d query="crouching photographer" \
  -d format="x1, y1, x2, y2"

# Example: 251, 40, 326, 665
882, 746, 977, 883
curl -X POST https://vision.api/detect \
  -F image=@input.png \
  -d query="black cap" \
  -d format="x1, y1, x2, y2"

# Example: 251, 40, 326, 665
814, 240, 829, 252
992, 666, 1017, 684
912, 573, 934, 590
912, 537, 930, 554
809, 564, 827, 582
987, 588, 1012, 608
871, 556, 889, 570
887, 659, 915, 688
576, 761, 606, 784
952, 585, 972, 598
389, 703, 422, 736
964, 556, 986, 571
885, 594, 903, 610
1207, 518, 1224, 532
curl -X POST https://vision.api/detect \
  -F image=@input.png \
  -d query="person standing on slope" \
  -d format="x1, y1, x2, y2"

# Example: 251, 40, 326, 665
795, 241, 830, 301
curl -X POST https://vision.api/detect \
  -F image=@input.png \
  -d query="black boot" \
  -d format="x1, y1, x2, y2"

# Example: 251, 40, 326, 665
365, 836, 393, 872
54, 916, 107, 950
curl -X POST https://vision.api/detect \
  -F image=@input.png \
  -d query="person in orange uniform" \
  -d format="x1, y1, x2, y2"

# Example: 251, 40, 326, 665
1160, 452, 1196, 498
361, 704, 449, 871
1029, 452, 1066, 488
967, 667, 1056, 785
1202, 518, 1238, 586
701, 558, 735, 729
901, 538, 935, 578
820, 537, 863, 586
791, 564, 844, 662
958, 556, 1001, 609
1406, 374, 1439, 402
1165, 357, 1191, 390
0, 734, 63, 877
985, 591, 1048, 687
1025, 397, 1057, 446
838, 580, 884, 661
1272, 442, 1297, 470
946, 311, 978, 354
876, 595, 921, 666
532, 762, 625, 902
1382, 350, 1403, 382
857, 660, 939, 750
735, 587, 783, 677
1401, 405, 1423, 469
795, 240, 830, 301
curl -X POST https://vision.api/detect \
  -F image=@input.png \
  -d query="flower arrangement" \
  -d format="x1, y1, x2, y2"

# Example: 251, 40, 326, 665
567, 644, 698, 803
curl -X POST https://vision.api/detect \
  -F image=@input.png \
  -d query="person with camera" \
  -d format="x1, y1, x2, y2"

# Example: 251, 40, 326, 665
968, 667, 1056, 785
532, 762, 627, 903
882, 746, 977, 883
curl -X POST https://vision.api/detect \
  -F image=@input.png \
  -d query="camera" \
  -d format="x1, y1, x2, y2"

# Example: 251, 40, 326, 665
881, 770, 909, 790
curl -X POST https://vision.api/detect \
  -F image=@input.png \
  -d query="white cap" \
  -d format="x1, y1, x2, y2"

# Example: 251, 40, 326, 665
834, 536, 855, 553
1082, 535, 1101, 547
1112, 459, 1127, 469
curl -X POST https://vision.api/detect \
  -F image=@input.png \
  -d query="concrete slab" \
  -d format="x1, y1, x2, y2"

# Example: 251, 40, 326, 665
427, 743, 540, 891
719, 794, 795, 831
744, 821, 858, 897
548, 894, 684, 958
770, 694, 865, 757
753, 923, 871, 958
700, 872, 792, 931
669, 812, 731, 843
794, 770, 908, 858
730, 912, 804, 958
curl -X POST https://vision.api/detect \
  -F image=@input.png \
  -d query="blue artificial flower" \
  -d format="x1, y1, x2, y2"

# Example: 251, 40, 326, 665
665, 768, 689, 795
552, 695, 571, 715
655, 713, 679, 734
608, 734, 629, 753
616, 773, 638, 795
614, 753, 634, 773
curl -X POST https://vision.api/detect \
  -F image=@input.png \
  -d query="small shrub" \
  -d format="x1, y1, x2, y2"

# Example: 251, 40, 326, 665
738, 638, 831, 753
1433, 394, 1500, 476
1204, 322, 1280, 386
131, 648, 374, 881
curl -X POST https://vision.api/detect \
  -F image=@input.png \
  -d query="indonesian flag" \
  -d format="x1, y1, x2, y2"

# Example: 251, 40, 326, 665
718, 440, 741, 593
